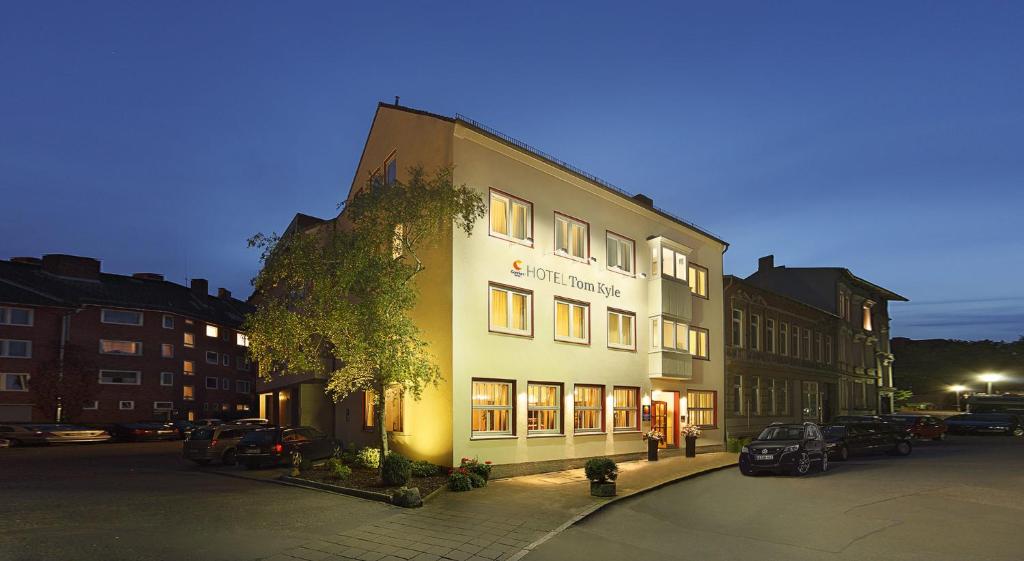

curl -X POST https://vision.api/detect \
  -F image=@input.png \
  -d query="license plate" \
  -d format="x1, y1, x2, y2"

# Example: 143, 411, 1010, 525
755, 454, 774, 461
241, 449, 259, 454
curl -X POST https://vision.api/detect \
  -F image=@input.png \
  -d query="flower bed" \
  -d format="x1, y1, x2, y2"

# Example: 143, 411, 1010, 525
296, 463, 448, 500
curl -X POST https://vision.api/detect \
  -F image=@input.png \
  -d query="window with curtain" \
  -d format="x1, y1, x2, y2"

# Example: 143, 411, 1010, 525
363, 391, 375, 429
527, 383, 561, 435
554, 298, 588, 344
612, 387, 639, 431
472, 380, 514, 436
99, 340, 142, 356
605, 232, 634, 274
687, 390, 716, 428
555, 213, 588, 260
657, 245, 687, 280
650, 317, 687, 351
574, 385, 604, 433
687, 263, 709, 297
489, 284, 532, 336
607, 309, 635, 350
688, 326, 709, 359
489, 190, 532, 244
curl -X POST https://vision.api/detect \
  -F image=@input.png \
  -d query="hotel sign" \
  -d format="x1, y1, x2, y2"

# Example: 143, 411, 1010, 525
510, 260, 622, 299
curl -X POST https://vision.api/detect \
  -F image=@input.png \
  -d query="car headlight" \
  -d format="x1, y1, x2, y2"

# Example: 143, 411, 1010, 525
783, 444, 800, 453
740, 446, 749, 453
825, 442, 837, 449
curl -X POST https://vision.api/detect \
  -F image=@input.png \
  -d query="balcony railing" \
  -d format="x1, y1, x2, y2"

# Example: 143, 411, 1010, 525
649, 350, 692, 379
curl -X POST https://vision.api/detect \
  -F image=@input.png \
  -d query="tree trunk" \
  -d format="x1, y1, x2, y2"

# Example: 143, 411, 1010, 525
376, 380, 388, 471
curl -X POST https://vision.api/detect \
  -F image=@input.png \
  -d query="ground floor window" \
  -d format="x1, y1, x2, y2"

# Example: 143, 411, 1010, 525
472, 379, 514, 436
802, 381, 820, 420
527, 382, 561, 435
612, 386, 639, 431
687, 390, 717, 428
779, 379, 790, 414
363, 386, 404, 432
732, 375, 744, 414
1, 373, 29, 392
574, 384, 604, 433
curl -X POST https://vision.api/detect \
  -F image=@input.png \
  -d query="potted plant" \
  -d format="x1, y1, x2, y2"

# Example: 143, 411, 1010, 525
642, 429, 664, 461
584, 457, 618, 497
680, 423, 702, 457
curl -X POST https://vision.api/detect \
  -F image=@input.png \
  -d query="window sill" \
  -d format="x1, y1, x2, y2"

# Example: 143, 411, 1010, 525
527, 433, 565, 439
607, 345, 637, 353
489, 232, 534, 248
553, 251, 590, 265
489, 328, 533, 339
612, 430, 641, 435
470, 434, 518, 441
606, 267, 635, 279
554, 338, 590, 347
573, 431, 607, 436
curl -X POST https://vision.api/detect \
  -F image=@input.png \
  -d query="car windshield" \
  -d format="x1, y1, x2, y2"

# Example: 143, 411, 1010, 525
190, 428, 214, 440
757, 426, 805, 441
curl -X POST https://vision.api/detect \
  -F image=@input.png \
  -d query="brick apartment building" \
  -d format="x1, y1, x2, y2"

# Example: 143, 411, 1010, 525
0, 254, 256, 423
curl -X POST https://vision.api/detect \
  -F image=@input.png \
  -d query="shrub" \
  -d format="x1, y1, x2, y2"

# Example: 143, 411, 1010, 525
326, 459, 352, 481
584, 457, 618, 483
459, 457, 493, 481
410, 460, 441, 478
382, 452, 412, 486
467, 472, 486, 488
448, 469, 472, 492
726, 436, 754, 453
355, 447, 381, 470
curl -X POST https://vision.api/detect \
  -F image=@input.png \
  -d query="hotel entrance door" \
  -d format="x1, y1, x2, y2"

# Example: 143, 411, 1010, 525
652, 401, 676, 448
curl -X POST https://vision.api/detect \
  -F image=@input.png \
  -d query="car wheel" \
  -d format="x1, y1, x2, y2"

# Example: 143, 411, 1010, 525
289, 450, 303, 467
889, 441, 912, 456
331, 444, 342, 458
192, 459, 211, 466
791, 453, 811, 476
1012, 427, 1024, 437
222, 449, 237, 466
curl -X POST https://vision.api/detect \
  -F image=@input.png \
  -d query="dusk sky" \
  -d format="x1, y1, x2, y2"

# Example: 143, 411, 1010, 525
2, 2, 1022, 341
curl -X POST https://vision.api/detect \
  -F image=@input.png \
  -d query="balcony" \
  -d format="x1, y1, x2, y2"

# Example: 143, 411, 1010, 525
648, 277, 692, 322
649, 350, 692, 379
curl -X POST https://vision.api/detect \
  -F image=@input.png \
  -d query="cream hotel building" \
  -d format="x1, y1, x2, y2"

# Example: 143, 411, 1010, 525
259, 102, 729, 474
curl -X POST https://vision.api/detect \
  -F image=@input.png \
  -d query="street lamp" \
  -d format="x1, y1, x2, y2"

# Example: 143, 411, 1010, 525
948, 384, 968, 411
978, 373, 1005, 395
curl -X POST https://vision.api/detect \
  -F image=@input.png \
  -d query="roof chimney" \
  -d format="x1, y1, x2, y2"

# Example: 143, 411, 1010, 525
217, 287, 232, 300
632, 193, 654, 208
132, 272, 164, 281
10, 256, 42, 266
41, 254, 101, 279
758, 255, 775, 272
190, 278, 209, 296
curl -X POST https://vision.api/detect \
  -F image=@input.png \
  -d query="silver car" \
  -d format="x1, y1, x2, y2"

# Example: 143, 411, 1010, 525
0, 424, 112, 446
183, 424, 258, 465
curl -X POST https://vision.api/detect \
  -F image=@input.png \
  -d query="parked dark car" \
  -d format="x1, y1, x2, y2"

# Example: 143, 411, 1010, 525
236, 426, 341, 469
739, 422, 828, 476
0, 424, 111, 446
169, 420, 195, 439
183, 424, 259, 465
110, 422, 180, 441
944, 413, 1024, 436
823, 421, 913, 460
880, 414, 947, 441
832, 415, 884, 423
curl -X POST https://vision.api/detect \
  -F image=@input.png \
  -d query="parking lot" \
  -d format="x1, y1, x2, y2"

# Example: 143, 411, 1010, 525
0, 441, 396, 561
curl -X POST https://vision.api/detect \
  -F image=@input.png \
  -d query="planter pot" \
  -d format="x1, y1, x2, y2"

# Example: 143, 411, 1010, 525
590, 481, 616, 497
647, 438, 659, 461
685, 435, 697, 457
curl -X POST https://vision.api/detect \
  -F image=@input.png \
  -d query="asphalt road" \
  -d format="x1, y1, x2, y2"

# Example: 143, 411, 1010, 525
0, 441, 395, 561
527, 435, 1024, 561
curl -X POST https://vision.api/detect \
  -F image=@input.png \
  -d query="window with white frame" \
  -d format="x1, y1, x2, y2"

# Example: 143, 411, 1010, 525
236, 333, 249, 347
527, 382, 561, 435
607, 309, 635, 350
1, 373, 29, 392
732, 375, 744, 414
687, 390, 717, 428
119, 400, 135, 410
749, 314, 761, 351
688, 326, 710, 359
205, 351, 219, 364
205, 377, 219, 389
752, 376, 762, 414
184, 332, 195, 348
161, 343, 174, 358
489, 190, 532, 244
153, 401, 173, 411
237, 356, 250, 371
554, 298, 588, 344
99, 370, 140, 385
0, 339, 31, 358
555, 213, 588, 260
471, 379, 514, 436
384, 152, 398, 184
574, 385, 604, 433
100, 340, 142, 356
221, 378, 230, 390
650, 317, 688, 352
605, 232, 634, 274
236, 380, 252, 393
221, 354, 230, 367
0, 306, 33, 326
162, 315, 174, 329
779, 322, 789, 355
83, 400, 99, 410
766, 319, 775, 353
488, 284, 532, 336
731, 309, 743, 347
612, 387, 639, 431
687, 263, 709, 298
653, 245, 687, 281
205, 324, 219, 338
101, 309, 143, 326
160, 372, 174, 386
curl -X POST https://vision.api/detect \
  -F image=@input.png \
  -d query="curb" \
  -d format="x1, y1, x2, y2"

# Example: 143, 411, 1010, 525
506, 460, 738, 561
278, 475, 394, 504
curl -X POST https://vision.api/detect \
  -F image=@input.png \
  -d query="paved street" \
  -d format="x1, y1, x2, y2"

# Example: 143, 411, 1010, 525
526, 436, 1024, 561
0, 441, 396, 561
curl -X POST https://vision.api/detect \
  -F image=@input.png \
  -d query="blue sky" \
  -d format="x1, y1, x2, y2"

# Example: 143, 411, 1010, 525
2, 2, 1022, 341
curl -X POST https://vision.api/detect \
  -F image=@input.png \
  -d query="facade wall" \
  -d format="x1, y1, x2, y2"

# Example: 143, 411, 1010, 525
0, 304, 65, 421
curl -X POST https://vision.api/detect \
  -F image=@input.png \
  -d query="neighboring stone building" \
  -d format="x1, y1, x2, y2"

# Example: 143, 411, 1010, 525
257, 102, 729, 474
0, 254, 255, 423
724, 255, 907, 437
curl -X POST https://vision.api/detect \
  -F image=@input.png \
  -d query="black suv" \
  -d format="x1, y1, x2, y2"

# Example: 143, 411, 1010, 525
739, 422, 828, 476
823, 421, 912, 460
236, 426, 341, 469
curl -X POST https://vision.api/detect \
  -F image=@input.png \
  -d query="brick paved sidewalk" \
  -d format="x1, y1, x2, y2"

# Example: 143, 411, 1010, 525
261, 452, 738, 561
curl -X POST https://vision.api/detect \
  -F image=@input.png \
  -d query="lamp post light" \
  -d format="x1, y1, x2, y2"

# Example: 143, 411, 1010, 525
949, 385, 968, 411
978, 373, 1005, 395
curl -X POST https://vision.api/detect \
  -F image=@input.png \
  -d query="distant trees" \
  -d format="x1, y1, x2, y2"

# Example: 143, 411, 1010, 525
892, 337, 1024, 403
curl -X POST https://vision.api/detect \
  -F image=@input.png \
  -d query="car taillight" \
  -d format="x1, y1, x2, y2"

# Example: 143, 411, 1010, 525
274, 443, 283, 453
210, 439, 218, 447
133, 429, 145, 434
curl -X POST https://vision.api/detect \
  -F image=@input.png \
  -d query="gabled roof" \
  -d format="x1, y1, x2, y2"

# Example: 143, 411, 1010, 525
772, 266, 909, 302
0, 259, 253, 327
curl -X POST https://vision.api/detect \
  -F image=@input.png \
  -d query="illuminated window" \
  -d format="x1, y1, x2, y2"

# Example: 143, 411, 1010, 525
184, 332, 195, 348
731, 309, 743, 347
101, 309, 142, 326
607, 309, 635, 350
749, 314, 761, 351
612, 387, 639, 431
687, 263, 708, 298
160, 372, 173, 386
100, 340, 142, 356
183, 385, 194, 401
471, 380, 514, 436
687, 390, 717, 428
554, 298, 589, 344
236, 333, 249, 347
527, 383, 561, 435
862, 303, 874, 331
0, 307, 33, 326
573, 384, 604, 433
363, 391, 375, 429
489, 284, 532, 336
0, 340, 31, 358
489, 190, 532, 244
205, 324, 219, 338
1, 373, 29, 392
650, 317, 688, 351
183, 360, 194, 376
606, 232, 634, 274
99, 370, 140, 385
161, 343, 173, 358
555, 213, 588, 261
688, 326, 709, 359
654, 245, 687, 281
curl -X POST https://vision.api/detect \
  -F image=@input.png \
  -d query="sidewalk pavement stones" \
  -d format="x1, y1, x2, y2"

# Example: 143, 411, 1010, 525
261, 452, 738, 561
